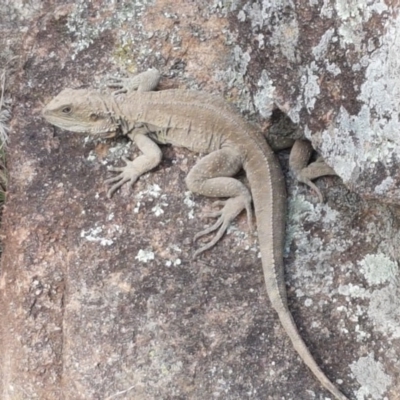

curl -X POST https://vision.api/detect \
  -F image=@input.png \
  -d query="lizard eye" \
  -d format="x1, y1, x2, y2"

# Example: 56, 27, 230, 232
62, 107, 71, 114
90, 113, 99, 122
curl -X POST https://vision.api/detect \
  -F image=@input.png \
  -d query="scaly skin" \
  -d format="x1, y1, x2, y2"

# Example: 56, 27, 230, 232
42, 70, 348, 400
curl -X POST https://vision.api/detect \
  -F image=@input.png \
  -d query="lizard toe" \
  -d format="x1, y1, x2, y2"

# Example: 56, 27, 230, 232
299, 178, 324, 203
194, 216, 224, 242
193, 195, 252, 257
106, 177, 129, 198
193, 219, 228, 258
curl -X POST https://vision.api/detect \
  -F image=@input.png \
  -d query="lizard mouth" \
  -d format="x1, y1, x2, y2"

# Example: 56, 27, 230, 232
96, 124, 126, 139
98, 130, 118, 139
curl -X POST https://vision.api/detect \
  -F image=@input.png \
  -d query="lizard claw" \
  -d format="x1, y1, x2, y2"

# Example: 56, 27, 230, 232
106, 77, 130, 96
193, 196, 253, 258
105, 157, 139, 198
300, 179, 324, 203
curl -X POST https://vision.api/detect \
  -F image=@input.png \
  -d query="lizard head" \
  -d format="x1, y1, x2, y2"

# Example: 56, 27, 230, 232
42, 88, 120, 138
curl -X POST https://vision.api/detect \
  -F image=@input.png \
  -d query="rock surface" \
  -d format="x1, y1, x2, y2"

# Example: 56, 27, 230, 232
0, 1, 399, 400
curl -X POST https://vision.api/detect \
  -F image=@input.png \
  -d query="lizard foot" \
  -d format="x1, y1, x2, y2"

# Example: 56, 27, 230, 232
296, 158, 336, 203
105, 157, 139, 198
107, 77, 136, 95
107, 69, 161, 94
193, 196, 253, 258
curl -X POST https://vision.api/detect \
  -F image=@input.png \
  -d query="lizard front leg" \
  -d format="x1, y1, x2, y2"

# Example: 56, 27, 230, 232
107, 68, 161, 95
185, 147, 253, 257
105, 133, 162, 197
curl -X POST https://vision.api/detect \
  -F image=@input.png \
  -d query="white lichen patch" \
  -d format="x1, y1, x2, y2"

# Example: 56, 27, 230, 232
354, 324, 370, 342
214, 45, 254, 114
312, 28, 334, 60
374, 177, 395, 196
80, 226, 113, 246
286, 197, 351, 300
254, 70, 275, 119
133, 201, 141, 213
135, 249, 155, 263
66, 0, 155, 59
359, 254, 398, 286
368, 285, 400, 338
300, 62, 320, 112
350, 353, 392, 400
334, 0, 387, 49
337, 255, 400, 340
304, 298, 313, 307
288, 194, 400, 359
174, 258, 182, 266
239, 0, 300, 62
165, 258, 182, 267
270, 15, 299, 63
321, 13, 400, 198
338, 283, 369, 299
151, 203, 165, 217
135, 184, 162, 200
148, 184, 163, 198
325, 62, 341, 76
184, 191, 195, 219
87, 150, 97, 162
286, 196, 340, 250
231, 0, 399, 200
169, 244, 182, 253
164, 244, 183, 267
104, 142, 133, 164
183, 191, 195, 208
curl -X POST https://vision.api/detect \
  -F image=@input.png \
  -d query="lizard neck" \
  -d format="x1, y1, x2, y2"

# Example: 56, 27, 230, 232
94, 93, 137, 136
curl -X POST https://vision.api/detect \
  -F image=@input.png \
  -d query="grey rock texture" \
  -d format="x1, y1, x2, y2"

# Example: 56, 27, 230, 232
229, 0, 400, 203
0, 1, 399, 400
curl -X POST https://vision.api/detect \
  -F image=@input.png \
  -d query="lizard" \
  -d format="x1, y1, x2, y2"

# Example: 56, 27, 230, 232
42, 69, 348, 400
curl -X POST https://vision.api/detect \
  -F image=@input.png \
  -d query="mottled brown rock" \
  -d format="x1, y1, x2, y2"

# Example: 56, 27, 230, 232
0, 1, 399, 400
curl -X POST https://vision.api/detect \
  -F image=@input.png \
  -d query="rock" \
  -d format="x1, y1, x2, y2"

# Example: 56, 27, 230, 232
0, 1, 399, 399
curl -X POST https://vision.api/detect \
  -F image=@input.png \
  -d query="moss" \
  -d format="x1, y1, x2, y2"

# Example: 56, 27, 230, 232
113, 41, 138, 74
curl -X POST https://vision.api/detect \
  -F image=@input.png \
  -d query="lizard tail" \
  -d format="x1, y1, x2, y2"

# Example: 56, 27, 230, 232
258, 207, 349, 400
245, 144, 349, 400
273, 302, 349, 400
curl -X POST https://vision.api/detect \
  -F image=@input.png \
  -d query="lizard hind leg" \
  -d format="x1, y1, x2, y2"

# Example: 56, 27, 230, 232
289, 140, 336, 202
185, 148, 253, 258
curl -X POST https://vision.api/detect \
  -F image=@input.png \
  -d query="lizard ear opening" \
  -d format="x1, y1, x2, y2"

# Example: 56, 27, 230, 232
90, 113, 99, 122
